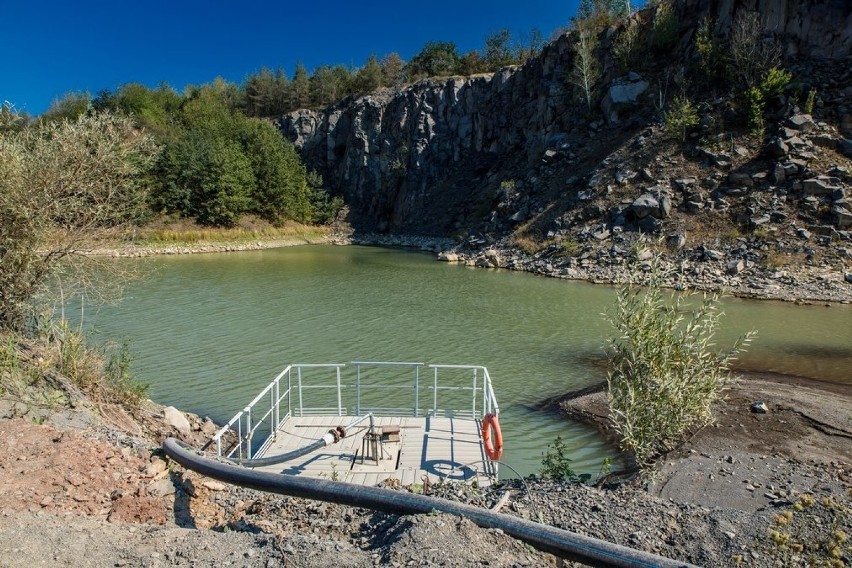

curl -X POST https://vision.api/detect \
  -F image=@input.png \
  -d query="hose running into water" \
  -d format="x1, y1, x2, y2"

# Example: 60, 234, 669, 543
163, 437, 698, 568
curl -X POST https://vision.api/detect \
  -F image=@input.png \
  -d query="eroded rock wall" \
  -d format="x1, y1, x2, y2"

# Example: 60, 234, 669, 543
279, 0, 851, 235
280, 33, 580, 234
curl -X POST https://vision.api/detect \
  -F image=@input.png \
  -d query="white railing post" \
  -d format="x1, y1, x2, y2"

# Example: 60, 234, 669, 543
336, 366, 342, 416
472, 367, 478, 417
237, 419, 243, 460
297, 366, 303, 417
414, 365, 420, 417
356, 363, 361, 415
287, 367, 292, 418
483, 371, 489, 415
273, 376, 279, 441
245, 407, 252, 459
432, 366, 439, 416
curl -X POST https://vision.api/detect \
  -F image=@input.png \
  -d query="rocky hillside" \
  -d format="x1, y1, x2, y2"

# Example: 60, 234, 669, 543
279, 0, 852, 301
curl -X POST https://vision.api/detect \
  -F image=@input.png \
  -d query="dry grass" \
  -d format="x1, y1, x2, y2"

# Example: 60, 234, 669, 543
510, 234, 543, 255
1, 322, 148, 410
130, 216, 330, 246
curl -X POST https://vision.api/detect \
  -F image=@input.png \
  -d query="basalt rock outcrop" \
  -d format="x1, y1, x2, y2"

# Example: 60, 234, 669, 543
280, 46, 578, 235
279, 0, 852, 237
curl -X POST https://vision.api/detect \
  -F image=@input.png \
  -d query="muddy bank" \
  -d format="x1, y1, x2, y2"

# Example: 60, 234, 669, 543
555, 373, 852, 509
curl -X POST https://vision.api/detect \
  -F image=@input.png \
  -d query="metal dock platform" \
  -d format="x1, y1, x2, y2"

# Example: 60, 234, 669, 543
211, 362, 501, 486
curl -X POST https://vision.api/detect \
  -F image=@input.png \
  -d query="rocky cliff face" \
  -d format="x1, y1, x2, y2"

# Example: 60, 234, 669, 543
280, 35, 580, 234
279, 0, 852, 236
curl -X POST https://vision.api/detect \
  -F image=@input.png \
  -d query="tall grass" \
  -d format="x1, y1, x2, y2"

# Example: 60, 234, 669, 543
0, 318, 149, 409
133, 222, 329, 245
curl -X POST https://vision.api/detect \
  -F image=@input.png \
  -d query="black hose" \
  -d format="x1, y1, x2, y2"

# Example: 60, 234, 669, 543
232, 437, 329, 468
163, 438, 697, 568
231, 414, 371, 468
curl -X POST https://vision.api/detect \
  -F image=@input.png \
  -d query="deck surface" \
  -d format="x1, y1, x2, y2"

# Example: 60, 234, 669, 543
253, 415, 491, 486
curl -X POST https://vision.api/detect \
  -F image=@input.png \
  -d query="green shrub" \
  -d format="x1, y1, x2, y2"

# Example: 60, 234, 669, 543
804, 88, 817, 114
746, 86, 766, 136
652, 2, 678, 51
759, 67, 792, 100
105, 342, 149, 407
613, 22, 642, 72
558, 240, 581, 257
695, 17, 717, 76
604, 270, 755, 467
540, 436, 592, 482
664, 96, 699, 141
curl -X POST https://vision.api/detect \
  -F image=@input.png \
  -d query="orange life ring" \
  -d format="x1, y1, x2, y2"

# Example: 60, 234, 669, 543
481, 413, 503, 461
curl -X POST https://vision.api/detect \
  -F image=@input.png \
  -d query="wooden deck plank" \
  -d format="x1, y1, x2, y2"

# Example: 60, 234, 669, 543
253, 415, 490, 487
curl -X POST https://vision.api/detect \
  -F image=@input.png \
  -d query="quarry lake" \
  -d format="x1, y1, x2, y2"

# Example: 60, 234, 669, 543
77, 245, 852, 476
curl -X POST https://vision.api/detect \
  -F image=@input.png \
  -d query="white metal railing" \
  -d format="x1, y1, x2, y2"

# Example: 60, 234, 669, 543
211, 361, 500, 459
211, 363, 345, 459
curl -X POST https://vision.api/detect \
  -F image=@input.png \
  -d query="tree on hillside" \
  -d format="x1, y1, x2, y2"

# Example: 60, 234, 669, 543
570, 20, 602, 110
380, 53, 406, 88
483, 29, 518, 70
153, 131, 253, 227
459, 51, 486, 75
729, 11, 780, 90
516, 28, 546, 61
291, 64, 311, 109
244, 67, 277, 117
152, 89, 314, 226
353, 54, 383, 95
0, 112, 158, 331
244, 67, 291, 117
406, 41, 461, 80
577, 0, 629, 26
38, 92, 92, 124
94, 83, 182, 136
310, 65, 353, 107
240, 119, 313, 224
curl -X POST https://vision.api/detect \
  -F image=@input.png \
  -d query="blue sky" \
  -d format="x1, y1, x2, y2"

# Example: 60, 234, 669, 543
1, 0, 578, 116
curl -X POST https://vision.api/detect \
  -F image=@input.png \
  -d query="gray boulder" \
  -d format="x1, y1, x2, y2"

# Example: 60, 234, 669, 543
703, 248, 725, 261
803, 177, 840, 196
726, 259, 745, 275
601, 73, 649, 123
631, 193, 660, 219
786, 114, 815, 132
832, 205, 852, 228
728, 172, 754, 187
658, 195, 672, 218
163, 406, 191, 437
766, 137, 789, 158
638, 216, 662, 234
667, 233, 686, 249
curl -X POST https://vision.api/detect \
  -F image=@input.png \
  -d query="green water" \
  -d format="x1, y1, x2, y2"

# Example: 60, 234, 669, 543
78, 245, 852, 477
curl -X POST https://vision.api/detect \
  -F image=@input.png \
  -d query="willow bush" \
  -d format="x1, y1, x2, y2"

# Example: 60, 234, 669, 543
605, 271, 756, 467
0, 111, 158, 331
